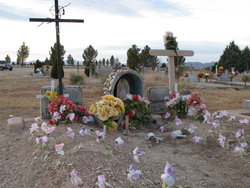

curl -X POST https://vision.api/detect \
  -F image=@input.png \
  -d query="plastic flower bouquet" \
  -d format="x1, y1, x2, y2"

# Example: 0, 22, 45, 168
183, 72, 189, 77
197, 72, 204, 78
123, 94, 151, 129
48, 95, 89, 125
45, 91, 57, 101
89, 95, 125, 133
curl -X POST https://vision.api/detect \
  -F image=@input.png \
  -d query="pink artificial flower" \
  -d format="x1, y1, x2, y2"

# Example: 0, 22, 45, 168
34, 116, 43, 123
187, 107, 196, 116
30, 123, 39, 134
235, 129, 244, 138
67, 113, 75, 122
141, 97, 150, 105
239, 119, 249, 125
165, 112, 171, 119
66, 127, 75, 138
45, 126, 55, 134
41, 122, 49, 131
95, 130, 104, 143
192, 136, 203, 143
53, 112, 61, 120
70, 169, 83, 186
36, 136, 49, 144
188, 124, 197, 134
96, 174, 112, 188
200, 104, 206, 110
55, 143, 65, 155
59, 105, 66, 113
218, 133, 226, 148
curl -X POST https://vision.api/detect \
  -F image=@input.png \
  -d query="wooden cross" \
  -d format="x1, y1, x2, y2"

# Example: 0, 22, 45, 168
29, 0, 84, 95
149, 49, 194, 91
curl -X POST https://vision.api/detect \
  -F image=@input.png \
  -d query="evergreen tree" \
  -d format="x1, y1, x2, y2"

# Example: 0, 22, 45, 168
5, 55, 11, 63
44, 57, 51, 65
17, 42, 29, 66
106, 59, 110, 67
82, 45, 98, 77
140, 45, 159, 71
127, 44, 141, 71
241, 46, 250, 72
110, 55, 115, 67
49, 43, 66, 79
102, 58, 106, 66
218, 41, 241, 72
67, 54, 74, 66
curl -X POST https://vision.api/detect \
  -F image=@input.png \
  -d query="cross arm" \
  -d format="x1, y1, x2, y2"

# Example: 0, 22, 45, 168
149, 49, 194, 57
29, 18, 84, 23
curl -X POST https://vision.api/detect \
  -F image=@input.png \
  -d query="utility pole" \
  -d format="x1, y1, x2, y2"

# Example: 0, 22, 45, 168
29, 0, 84, 95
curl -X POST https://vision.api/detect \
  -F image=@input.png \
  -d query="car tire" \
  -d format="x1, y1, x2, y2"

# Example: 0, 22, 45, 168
9, 69, 13, 71
0, 67, 3, 71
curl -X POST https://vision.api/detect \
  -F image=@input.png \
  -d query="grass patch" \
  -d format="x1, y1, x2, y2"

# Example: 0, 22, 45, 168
69, 74, 84, 84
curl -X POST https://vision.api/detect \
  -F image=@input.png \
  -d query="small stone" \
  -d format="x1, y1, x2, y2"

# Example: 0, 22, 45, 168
7, 117, 24, 133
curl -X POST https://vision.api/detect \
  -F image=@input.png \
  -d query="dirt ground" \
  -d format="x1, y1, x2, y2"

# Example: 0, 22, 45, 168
1, 67, 250, 188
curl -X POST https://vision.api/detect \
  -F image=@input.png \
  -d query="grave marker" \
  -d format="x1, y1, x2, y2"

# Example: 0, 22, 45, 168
148, 86, 169, 114
149, 32, 194, 91
188, 74, 199, 83
219, 73, 231, 82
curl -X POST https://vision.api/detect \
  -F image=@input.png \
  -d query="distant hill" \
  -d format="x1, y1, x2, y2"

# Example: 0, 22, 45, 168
185, 62, 216, 69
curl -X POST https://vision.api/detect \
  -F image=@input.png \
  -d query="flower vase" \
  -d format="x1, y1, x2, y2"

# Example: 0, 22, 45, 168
123, 115, 131, 135
103, 124, 106, 139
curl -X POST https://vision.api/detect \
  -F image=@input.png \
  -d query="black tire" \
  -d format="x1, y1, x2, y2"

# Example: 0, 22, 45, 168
9, 68, 13, 71
0, 67, 3, 71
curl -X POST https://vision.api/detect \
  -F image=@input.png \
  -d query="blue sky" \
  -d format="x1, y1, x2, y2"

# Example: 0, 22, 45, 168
0, 0, 250, 64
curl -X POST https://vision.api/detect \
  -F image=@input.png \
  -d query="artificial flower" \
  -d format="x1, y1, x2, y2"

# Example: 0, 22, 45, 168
70, 169, 83, 186
82, 116, 91, 124
115, 137, 124, 146
55, 143, 65, 156
133, 147, 145, 163
188, 124, 197, 134
59, 105, 66, 113
41, 122, 49, 131
30, 123, 39, 134
95, 130, 104, 143
66, 127, 75, 138
235, 129, 245, 138
228, 116, 236, 121
67, 113, 75, 122
239, 119, 249, 125
127, 165, 142, 183
187, 107, 197, 116
79, 126, 91, 136
160, 125, 167, 132
165, 112, 171, 119
96, 174, 113, 188
218, 133, 226, 148
53, 112, 61, 120
192, 136, 203, 143
234, 142, 248, 153
187, 92, 202, 106
161, 162, 176, 187
34, 116, 43, 123
36, 136, 49, 144
174, 117, 182, 126
44, 126, 56, 134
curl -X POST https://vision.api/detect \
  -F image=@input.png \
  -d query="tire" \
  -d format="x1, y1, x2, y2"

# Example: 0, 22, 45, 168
0, 67, 3, 71
9, 68, 13, 71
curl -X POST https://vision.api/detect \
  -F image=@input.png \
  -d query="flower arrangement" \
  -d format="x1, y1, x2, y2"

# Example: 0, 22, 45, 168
45, 91, 57, 101
187, 92, 203, 106
89, 95, 125, 132
197, 72, 204, 78
219, 66, 224, 71
48, 95, 89, 125
183, 72, 189, 77
165, 92, 189, 119
123, 94, 151, 129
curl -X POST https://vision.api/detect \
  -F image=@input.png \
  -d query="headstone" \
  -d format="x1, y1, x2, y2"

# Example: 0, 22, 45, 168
219, 73, 231, 82
7, 117, 24, 133
187, 74, 199, 83
103, 69, 145, 100
40, 86, 83, 119
243, 100, 250, 110
148, 86, 169, 114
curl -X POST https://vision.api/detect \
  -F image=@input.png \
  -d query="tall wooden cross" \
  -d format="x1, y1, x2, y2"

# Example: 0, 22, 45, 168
149, 34, 194, 91
29, 0, 84, 95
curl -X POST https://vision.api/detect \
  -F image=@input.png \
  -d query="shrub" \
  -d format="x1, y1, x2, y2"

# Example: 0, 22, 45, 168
69, 74, 84, 84
34, 60, 43, 73
242, 75, 250, 86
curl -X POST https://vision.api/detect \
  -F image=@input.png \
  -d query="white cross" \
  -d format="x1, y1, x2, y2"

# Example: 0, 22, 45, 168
149, 32, 194, 92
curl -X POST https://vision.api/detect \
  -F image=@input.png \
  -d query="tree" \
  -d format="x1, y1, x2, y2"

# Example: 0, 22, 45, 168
127, 44, 141, 71
67, 54, 74, 66
5, 55, 11, 63
241, 46, 250, 72
17, 42, 29, 66
34, 59, 43, 73
106, 59, 110, 67
82, 45, 98, 77
44, 57, 51, 65
140, 45, 159, 71
110, 55, 115, 67
218, 41, 242, 72
49, 43, 66, 79
102, 58, 106, 66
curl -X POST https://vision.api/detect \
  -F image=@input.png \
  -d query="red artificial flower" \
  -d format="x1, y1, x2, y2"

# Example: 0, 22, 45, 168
128, 110, 135, 117
74, 116, 78, 121
170, 92, 176, 99
77, 106, 89, 115
132, 95, 139, 101
67, 102, 76, 111
187, 92, 203, 106
48, 119, 55, 125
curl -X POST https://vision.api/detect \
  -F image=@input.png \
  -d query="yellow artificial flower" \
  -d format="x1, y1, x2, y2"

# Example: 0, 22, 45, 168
89, 104, 96, 113
107, 121, 118, 131
103, 99, 111, 105
102, 95, 116, 101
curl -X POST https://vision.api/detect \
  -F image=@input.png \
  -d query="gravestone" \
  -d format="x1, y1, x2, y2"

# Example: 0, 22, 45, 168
219, 73, 231, 82
40, 86, 83, 119
148, 86, 169, 114
188, 74, 199, 83
103, 69, 145, 100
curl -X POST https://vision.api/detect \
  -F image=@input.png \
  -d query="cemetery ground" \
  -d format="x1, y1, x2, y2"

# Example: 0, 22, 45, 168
1, 67, 250, 188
